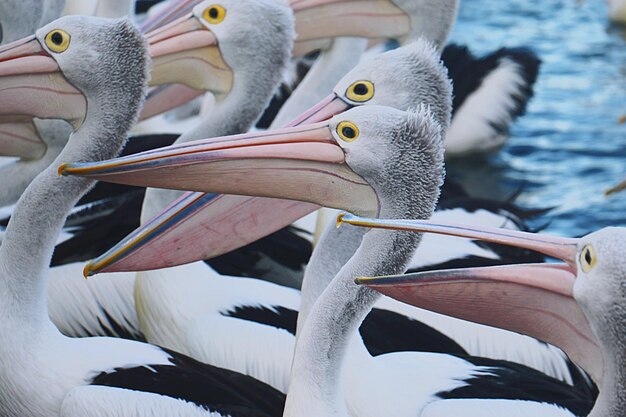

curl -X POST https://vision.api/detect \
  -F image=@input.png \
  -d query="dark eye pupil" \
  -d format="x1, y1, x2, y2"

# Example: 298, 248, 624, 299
353, 83, 369, 96
51, 32, 63, 45
342, 126, 356, 138
209, 8, 219, 19
584, 250, 592, 264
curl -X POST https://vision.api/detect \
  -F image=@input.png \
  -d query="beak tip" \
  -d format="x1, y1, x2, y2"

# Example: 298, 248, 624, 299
336, 213, 346, 229
83, 262, 97, 279
57, 163, 69, 176
355, 276, 370, 285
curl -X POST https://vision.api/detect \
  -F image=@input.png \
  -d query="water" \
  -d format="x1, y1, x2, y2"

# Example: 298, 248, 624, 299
446, 0, 626, 237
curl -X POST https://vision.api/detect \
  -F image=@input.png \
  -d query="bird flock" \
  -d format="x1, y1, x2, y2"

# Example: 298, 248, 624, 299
0, 0, 622, 416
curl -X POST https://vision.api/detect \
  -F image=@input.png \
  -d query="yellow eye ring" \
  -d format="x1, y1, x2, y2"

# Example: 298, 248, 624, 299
580, 245, 597, 273
337, 121, 359, 142
203, 5, 227, 24
45, 29, 70, 53
346, 80, 375, 103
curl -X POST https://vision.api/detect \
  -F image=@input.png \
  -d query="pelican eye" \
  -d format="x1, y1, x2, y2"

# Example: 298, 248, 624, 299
580, 245, 597, 273
346, 80, 375, 103
203, 5, 227, 24
337, 121, 359, 142
45, 29, 70, 53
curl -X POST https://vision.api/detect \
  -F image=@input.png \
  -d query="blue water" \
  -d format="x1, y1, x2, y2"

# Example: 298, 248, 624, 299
446, 0, 626, 237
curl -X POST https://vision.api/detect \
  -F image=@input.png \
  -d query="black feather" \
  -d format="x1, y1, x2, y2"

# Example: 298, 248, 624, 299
222, 305, 468, 356
441, 44, 541, 134
438, 355, 597, 417
90, 348, 285, 417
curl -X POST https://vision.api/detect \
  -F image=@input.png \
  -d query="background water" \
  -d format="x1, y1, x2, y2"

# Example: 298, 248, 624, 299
446, 0, 626, 237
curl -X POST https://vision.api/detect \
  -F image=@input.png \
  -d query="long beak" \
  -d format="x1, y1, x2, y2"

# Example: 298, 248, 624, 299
142, 14, 233, 120
341, 214, 603, 384
339, 214, 579, 268
0, 36, 87, 157
291, 0, 411, 56
60, 121, 377, 210
79, 94, 354, 274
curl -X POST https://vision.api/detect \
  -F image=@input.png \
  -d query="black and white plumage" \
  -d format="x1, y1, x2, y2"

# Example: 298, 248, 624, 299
442, 44, 541, 156
0, 17, 286, 417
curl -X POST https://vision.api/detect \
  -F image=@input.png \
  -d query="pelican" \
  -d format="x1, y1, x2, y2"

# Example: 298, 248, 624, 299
0, 17, 287, 417
344, 216, 625, 416
0, 0, 306, 345
62, 100, 594, 417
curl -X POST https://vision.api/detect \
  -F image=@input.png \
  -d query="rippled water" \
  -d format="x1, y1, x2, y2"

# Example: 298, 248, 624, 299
446, 0, 626, 237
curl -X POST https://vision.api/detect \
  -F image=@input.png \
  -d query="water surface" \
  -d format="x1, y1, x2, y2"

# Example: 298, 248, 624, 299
447, 0, 626, 237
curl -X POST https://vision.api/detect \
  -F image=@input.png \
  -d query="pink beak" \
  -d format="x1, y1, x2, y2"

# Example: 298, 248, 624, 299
66, 94, 352, 274
0, 35, 87, 158
60, 116, 378, 276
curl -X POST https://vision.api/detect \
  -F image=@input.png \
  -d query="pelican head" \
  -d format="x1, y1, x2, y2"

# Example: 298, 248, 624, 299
59, 105, 445, 275
342, 216, 626, 389
291, 39, 452, 130
0, 16, 147, 158
142, 0, 295, 119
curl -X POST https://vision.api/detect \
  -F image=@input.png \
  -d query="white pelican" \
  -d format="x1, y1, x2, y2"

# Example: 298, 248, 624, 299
0, 0, 237, 208
1, 0, 333, 348
345, 216, 624, 416
61, 40, 587, 393
62, 101, 594, 417
0, 17, 287, 417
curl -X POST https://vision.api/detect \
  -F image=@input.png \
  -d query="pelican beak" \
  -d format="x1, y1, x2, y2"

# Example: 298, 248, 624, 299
69, 94, 353, 274
61, 121, 378, 275
141, 13, 233, 120
0, 35, 87, 158
291, 0, 411, 56
342, 214, 603, 384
